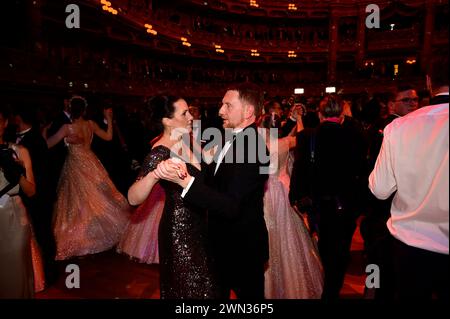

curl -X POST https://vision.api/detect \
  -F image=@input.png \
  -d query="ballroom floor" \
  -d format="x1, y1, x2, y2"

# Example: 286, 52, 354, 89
36, 222, 366, 299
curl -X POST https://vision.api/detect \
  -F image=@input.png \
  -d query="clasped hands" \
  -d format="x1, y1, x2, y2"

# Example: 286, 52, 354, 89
290, 104, 305, 120
151, 158, 191, 187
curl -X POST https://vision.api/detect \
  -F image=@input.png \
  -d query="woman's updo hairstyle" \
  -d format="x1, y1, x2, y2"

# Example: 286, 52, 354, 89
260, 113, 281, 130
145, 95, 181, 134
69, 96, 88, 120
259, 113, 281, 138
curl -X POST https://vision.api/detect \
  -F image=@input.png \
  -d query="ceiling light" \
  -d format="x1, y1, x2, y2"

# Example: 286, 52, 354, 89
250, 0, 259, 8
251, 50, 260, 56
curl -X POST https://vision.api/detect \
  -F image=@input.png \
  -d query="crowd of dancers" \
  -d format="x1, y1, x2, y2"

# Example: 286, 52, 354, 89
0, 75, 448, 299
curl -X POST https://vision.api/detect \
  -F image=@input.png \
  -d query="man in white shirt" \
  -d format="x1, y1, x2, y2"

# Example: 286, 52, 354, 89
369, 74, 449, 299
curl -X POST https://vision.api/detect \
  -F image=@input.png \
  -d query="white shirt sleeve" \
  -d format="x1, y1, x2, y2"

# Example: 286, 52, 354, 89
181, 176, 195, 198
369, 126, 397, 200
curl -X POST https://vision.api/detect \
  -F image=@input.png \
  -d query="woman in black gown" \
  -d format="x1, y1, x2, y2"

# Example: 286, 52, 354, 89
128, 96, 221, 299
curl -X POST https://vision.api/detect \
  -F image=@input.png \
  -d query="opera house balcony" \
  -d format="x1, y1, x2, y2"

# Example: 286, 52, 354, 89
1, 0, 448, 100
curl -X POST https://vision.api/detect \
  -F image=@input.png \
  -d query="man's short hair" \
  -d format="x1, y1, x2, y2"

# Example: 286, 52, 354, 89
397, 84, 416, 94
227, 83, 264, 117
12, 105, 36, 125
319, 95, 342, 118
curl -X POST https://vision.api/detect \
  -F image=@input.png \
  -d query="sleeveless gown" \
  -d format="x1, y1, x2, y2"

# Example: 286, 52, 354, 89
0, 144, 34, 298
263, 136, 324, 299
139, 145, 221, 299
53, 123, 131, 260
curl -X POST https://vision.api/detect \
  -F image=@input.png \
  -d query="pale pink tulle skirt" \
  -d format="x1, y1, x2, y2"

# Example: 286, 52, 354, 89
117, 183, 165, 264
263, 175, 324, 299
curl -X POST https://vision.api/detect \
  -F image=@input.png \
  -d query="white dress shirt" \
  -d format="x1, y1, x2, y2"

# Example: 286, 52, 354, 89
181, 128, 243, 198
369, 103, 449, 254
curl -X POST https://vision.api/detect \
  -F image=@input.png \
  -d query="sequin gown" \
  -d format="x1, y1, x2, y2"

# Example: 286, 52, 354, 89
139, 145, 221, 299
53, 123, 130, 260
264, 136, 324, 299
0, 144, 34, 298
117, 183, 164, 264
31, 233, 45, 293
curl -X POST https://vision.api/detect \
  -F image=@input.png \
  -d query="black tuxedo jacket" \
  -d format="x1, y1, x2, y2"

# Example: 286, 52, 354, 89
183, 124, 270, 266
91, 118, 132, 195
18, 127, 50, 199
289, 121, 367, 215
47, 111, 71, 197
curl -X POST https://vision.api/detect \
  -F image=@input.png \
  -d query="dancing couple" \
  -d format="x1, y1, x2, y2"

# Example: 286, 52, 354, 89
128, 83, 270, 299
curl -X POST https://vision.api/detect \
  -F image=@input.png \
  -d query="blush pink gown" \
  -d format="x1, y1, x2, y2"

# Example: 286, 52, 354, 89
117, 183, 165, 264
53, 123, 131, 260
263, 136, 324, 299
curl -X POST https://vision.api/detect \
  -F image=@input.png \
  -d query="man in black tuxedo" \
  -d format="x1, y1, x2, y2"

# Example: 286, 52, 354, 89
155, 83, 270, 299
91, 104, 132, 196
46, 95, 72, 201
13, 106, 57, 285
289, 95, 366, 299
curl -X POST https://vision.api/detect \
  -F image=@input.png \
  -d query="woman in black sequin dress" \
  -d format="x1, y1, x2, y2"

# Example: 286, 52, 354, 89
128, 96, 221, 299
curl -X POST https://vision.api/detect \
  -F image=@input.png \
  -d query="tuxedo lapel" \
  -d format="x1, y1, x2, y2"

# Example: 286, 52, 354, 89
212, 123, 257, 180
213, 132, 238, 178
17, 130, 34, 148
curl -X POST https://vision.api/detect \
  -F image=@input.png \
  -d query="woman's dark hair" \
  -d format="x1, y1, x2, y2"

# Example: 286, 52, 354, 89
259, 113, 281, 138
260, 113, 281, 129
145, 95, 182, 133
69, 96, 88, 120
